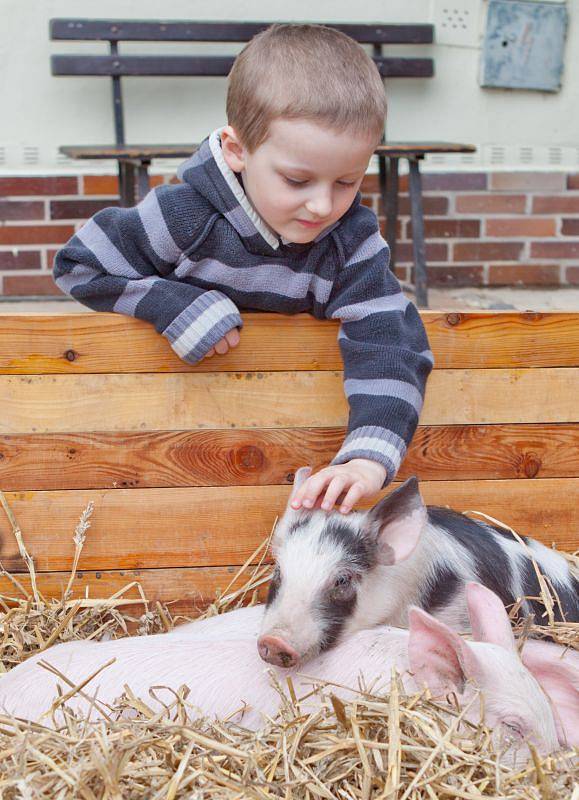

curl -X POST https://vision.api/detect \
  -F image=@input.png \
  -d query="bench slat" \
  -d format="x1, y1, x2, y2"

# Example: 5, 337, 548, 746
1, 313, 578, 373
0, 424, 578, 491
49, 19, 434, 45
1, 479, 575, 574
1, 369, 577, 434
51, 54, 433, 79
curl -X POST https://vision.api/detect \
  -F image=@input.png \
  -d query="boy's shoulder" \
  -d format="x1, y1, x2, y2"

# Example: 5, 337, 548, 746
146, 180, 216, 250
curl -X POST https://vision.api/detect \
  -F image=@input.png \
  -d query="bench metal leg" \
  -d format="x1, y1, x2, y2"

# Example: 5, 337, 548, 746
118, 160, 151, 207
385, 158, 399, 277
118, 161, 135, 207
408, 158, 429, 308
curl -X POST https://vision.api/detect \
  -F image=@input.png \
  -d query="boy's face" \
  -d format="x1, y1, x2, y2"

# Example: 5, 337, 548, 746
221, 118, 377, 244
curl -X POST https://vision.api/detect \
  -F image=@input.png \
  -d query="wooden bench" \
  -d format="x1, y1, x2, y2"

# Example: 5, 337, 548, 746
0, 311, 577, 615
49, 18, 476, 308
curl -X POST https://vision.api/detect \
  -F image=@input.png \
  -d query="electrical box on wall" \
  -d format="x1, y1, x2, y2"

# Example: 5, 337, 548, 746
481, 0, 568, 92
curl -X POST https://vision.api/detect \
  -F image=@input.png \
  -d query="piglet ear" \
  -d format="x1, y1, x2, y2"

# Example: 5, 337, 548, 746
272, 467, 313, 549
362, 477, 426, 565
466, 582, 516, 652
521, 640, 579, 748
288, 467, 312, 505
408, 607, 481, 697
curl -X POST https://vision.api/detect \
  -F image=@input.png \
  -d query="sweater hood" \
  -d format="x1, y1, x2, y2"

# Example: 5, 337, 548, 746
177, 128, 341, 257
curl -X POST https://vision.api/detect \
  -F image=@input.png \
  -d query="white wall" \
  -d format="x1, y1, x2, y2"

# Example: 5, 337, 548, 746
0, 0, 577, 174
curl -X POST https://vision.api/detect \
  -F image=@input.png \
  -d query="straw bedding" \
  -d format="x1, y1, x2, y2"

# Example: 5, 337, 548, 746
0, 495, 577, 799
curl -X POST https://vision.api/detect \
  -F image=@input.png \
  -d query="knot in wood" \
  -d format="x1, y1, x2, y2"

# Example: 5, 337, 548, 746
236, 445, 264, 471
64, 349, 77, 362
522, 453, 541, 479
446, 313, 462, 327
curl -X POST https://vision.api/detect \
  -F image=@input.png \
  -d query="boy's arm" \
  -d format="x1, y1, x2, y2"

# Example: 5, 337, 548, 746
53, 185, 242, 364
324, 210, 433, 486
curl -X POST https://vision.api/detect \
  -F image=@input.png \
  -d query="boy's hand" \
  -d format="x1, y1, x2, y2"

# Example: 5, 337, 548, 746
203, 327, 240, 359
290, 459, 387, 514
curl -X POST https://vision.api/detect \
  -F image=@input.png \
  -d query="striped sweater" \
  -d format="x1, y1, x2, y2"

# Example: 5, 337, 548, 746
54, 128, 433, 484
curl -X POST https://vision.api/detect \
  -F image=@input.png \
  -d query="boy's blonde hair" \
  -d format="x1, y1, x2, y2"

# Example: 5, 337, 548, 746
227, 24, 387, 152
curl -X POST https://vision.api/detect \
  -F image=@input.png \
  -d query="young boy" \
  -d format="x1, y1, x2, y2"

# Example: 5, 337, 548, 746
53, 23, 433, 516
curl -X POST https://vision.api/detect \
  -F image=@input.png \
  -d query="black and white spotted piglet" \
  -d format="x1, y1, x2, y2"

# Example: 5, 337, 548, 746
257, 468, 579, 668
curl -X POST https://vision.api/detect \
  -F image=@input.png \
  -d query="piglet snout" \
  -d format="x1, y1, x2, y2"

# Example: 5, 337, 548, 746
257, 635, 299, 668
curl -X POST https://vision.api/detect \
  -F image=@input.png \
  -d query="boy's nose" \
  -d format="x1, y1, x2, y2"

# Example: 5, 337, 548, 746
305, 193, 332, 219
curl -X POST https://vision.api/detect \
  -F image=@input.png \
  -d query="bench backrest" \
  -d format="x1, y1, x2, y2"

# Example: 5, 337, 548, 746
0, 311, 577, 614
49, 18, 434, 145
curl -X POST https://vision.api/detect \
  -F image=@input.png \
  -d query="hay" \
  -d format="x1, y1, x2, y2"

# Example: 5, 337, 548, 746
0, 495, 577, 798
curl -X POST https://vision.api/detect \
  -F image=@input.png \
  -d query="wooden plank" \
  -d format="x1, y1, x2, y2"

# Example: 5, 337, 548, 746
50, 20, 434, 45
51, 54, 432, 79
1, 424, 579, 491
1, 369, 577, 434
0, 566, 263, 616
1, 312, 579, 374
0, 480, 576, 573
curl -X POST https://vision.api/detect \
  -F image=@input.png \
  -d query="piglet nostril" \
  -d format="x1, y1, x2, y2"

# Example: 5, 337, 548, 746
257, 635, 299, 668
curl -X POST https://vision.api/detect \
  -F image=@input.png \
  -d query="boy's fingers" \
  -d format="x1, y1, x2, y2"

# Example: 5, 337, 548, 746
226, 328, 240, 347
291, 471, 333, 509
321, 476, 349, 511
339, 482, 365, 514
203, 347, 216, 359
214, 338, 230, 355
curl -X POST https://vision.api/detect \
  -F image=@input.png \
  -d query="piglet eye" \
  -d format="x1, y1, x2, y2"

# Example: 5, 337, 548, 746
334, 574, 351, 589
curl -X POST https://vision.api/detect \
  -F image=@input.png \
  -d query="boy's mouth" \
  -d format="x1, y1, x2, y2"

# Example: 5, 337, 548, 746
296, 219, 325, 228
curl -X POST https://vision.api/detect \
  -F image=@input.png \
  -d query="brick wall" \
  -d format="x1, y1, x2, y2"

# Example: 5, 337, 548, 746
0, 171, 578, 296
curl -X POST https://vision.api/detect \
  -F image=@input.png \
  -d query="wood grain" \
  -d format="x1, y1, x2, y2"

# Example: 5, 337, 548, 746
0, 566, 265, 616
1, 424, 578, 490
1, 312, 578, 373
1, 368, 577, 434
0, 479, 576, 573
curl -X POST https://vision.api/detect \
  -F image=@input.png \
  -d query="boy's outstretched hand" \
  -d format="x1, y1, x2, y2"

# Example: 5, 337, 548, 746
203, 327, 240, 359
290, 458, 387, 514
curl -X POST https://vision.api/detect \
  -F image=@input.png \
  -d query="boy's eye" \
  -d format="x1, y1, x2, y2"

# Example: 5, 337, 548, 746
337, 181, 355, 187
284, 176, 308, 186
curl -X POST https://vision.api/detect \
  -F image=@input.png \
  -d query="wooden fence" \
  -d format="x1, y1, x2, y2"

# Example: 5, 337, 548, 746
0, 311, 577, 613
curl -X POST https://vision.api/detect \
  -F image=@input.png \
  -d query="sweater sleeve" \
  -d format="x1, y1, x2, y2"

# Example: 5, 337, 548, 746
53, 184, 242, 364
324, 205, 433, 485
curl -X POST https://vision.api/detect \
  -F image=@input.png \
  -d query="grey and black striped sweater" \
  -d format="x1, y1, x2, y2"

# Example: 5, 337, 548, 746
54, 128, 433, 484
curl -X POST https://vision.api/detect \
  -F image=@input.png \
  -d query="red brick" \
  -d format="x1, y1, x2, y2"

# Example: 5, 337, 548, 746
82, 174, 164, 196
0, 250, 42, 269
485, 218, 557, 237
488, 264, 561, 286
561, 219, 579, 236
395, 243, 448, 263
567, 174, 579, 190
0, 226, 75, 246
456, 194, 526, 214
82, 175, 119, 196
378, 220, 403, 239
530, 241, 579, 259
0, 200, 45, 221
407, 219, 480, 239
410, 265, 484, 287
50, 199, 118, 220
453, 242, 523, 262
567, 267, 579, 284
490, 172, 565, 192
376, 195, 449, 216
3, 275, 64, 296
0, 177, 78, 196
533, 196, 579, 214
421, 173, 487, 191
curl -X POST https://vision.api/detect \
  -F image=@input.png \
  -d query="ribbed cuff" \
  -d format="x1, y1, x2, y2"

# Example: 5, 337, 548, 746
330, 425, 407, 487
163, 290, 243, 364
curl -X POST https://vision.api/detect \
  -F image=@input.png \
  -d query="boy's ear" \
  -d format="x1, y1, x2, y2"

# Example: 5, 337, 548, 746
220, 126, 246, 173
